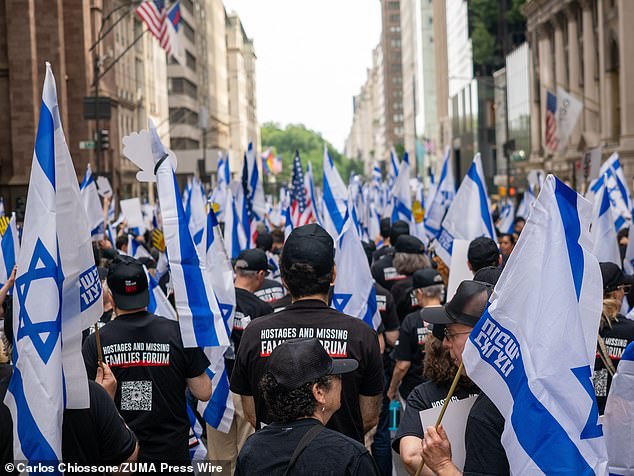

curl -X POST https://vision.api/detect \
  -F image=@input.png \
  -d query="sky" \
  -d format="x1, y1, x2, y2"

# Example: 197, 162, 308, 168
223, 0, 382, 153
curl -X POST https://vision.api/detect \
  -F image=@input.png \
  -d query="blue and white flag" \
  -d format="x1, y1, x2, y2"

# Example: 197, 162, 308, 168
496, 199, 516, 235
184, 175, 207, 258
127, 234, 153, 260
463, 175, 608, 474
187, 403, 209, 466
588, 153, 632, 231
603, 341, 634, 475
283, 204, 294, 240
321, 145, 348, 240
223, 188, 247, 259
107, 194, 116, 223
210, 152, 230, 220
80, 163, 105, 240
591, 183, 621, 266
332, 217, 381, 330
305, 161, 321, 225
147, 119, 229, 348
435, 153, 496, 267
388, 148, 400, 190
5, 63, 103, 469
199, 208, 236, 432
146, 267, 177, 321
424, 147, 455, 243
372, 161, 382, 185
0, 213, 19, 289
391, 152, 413, 226
240, 143, 266, 247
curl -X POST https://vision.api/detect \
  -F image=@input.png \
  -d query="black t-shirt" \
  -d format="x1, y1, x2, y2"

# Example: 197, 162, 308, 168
375, 283, 399, 333
230, 299, 384, 443
594, 315, 634, 414
464, 393, 509, 475
392, 310, 430, 398
271, 293, 293, 312
236, 418, 380, 476
371, 255, 406, 290
0, 366, 137, 475
82, 311, 210, 463
254, 279, 286, 304
391, 277, 419, 322
372, 245, 394, 264
392, 380, 479, 452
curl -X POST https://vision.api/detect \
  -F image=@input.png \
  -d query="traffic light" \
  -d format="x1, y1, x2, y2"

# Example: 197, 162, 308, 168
99, 129, 109, 151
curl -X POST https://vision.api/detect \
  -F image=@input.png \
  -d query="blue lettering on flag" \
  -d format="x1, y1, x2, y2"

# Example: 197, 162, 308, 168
79, 266, 101, 312
470, 310, 595, 474
437, 228, 453, 256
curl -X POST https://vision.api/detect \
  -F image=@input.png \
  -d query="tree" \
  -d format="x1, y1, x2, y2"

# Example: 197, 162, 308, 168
260, 122, 363, 190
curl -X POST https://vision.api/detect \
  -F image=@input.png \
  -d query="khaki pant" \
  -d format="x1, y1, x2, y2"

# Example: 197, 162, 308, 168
206, 392, 254, 475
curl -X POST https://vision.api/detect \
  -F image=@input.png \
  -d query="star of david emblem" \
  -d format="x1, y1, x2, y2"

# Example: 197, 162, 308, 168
15, 238, 63, 364
218, 303, 234, 323
332, 293, 352, 312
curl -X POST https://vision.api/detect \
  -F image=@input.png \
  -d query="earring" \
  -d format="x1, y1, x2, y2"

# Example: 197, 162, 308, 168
322, 407, 325, 412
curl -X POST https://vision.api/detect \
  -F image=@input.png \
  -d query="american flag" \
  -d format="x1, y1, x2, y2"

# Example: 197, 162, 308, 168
545, 91, 558, 152
290, 152, 315, 227
136, 1, 181, 56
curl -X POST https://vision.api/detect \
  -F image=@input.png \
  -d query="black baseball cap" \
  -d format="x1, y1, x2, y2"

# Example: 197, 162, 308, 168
395, 235, 425, 254
107, 255, 149, 310
235, 248, 274, 272
421, 280, 492, 328
600, 262, 630, 293
267, 338, 358, 390
390, 220, 410, 244
473, 266, 502, 286
413, 268, 443, 289
468, 237, 500, 270
281, 224, 334, 276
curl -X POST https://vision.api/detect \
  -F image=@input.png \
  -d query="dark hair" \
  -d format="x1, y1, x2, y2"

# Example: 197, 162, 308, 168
617, 227, 629, 241
271, 229, 285, 244
116, 235, 127, 250
514, 216, 526, 225
256, 232, 273, 252
422, 334, 470, 388
280, 261, 333, 298
259, 372, 334, 422
380, 218, 391, 239
498, 233, 516, 245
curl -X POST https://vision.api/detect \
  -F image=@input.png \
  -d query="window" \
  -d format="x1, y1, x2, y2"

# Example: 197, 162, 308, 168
389, 14, 400, 23
393, 76, 402, 84
390, 39, 401, 48
186, 51, 196, 71
181, 0, 194, 13
389, 1, 399, 9
169, 107, 199, 126
168, 78, 197, 99
390, 25, 401, 33
182, 19, 195, 43
390, 64, 401, 73
171, 138, 200, 150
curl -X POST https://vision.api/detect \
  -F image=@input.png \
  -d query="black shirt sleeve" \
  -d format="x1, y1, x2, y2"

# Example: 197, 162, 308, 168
463, 395, 509, 476
184, 347, 211, 378
82, 333, 98, 380
382, 291, 399, 332
89, 381, 137, 465
230, 324, 255, 396
392, 385, 427, 452
359, 327, 384, 396
393, 316, 414, 362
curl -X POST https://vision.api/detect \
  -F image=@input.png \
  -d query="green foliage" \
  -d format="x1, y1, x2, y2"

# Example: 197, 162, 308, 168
471, 21, 497, 66
260, 122, 363, 189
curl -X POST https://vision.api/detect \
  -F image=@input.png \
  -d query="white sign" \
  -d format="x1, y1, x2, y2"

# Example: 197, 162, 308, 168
420, 395, 478, 471
120, 198, 144, 228
95, 176, 113, 198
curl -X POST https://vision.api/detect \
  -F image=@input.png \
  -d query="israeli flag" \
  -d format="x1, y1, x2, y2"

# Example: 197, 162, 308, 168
332, 216, 380, 330
367, 203, 381, 242
107, 193, 116, 223
184, 175, 207, 258
210, 152, 230, 220
149, 120, 229, 348
391, 152, 413, 225
0, 213, 19, 289
145, 266, 177, 320
603, 341, 634, 475
79, 163, 104, 240
588, 153, 631, 229
497, 199, 516, 235
223, 188, 247, 259
463, 175, 608, 474
435, 153, 496, 267
372, 161, 382, 184
199, 207, 236, 433
283, 204, 294, 240
127, 234, 153, 260
305, 161, 320, 225
321, 145, 348, 240
187, 403, 209, 467
591, 182, 621, 266
388, 148, 400, 189
424, 147, 455, 243
5, 63, 103, 469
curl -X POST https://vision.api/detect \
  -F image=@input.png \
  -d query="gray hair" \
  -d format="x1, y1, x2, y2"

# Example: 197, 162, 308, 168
420, 284, 445, 301
393, 252, 431, 276
235, 267, 259, 278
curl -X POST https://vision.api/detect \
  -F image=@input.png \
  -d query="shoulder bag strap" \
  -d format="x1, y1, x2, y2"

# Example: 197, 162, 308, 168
282, 423, 325, 476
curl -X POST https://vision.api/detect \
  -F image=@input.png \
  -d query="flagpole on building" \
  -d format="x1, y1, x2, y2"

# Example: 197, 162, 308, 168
414, 362, 464, 476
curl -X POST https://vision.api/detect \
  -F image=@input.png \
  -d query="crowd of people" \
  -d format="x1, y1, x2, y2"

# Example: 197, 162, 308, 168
1, 204, 633, 476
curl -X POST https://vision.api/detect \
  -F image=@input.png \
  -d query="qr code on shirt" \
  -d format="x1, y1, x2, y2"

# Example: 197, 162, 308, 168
592, 369, 608, 397
121, 381, 152, 411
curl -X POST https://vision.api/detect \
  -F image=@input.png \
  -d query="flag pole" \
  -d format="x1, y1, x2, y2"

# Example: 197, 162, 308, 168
94, 323, 104, 366
414, 361, 464, 476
